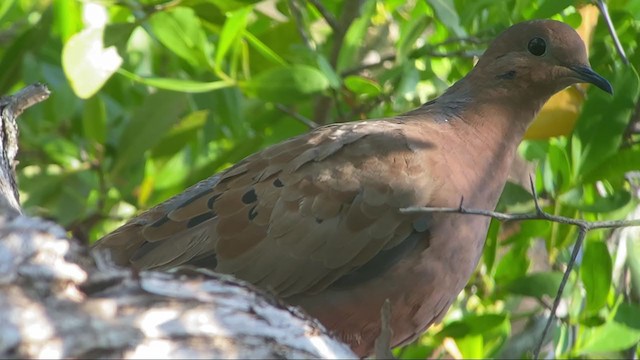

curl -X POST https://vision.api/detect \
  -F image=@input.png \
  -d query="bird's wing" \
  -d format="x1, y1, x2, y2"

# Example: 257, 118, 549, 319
94, 119, 440, 297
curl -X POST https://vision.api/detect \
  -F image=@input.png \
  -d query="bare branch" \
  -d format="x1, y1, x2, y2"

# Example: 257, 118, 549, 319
288, 0, 314, 49
276, 104, 319, 129
400, 204, 640, 230
596, 0, 629, 65
0, 83, 50, 119
341, 44, 481, 77
313, 0, 363, 125
307, 0, 339, 31
0, 83, 50, 216
534, 226, 587, 359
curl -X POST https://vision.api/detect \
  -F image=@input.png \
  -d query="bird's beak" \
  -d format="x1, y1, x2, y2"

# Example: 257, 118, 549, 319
568, 65, 613, 94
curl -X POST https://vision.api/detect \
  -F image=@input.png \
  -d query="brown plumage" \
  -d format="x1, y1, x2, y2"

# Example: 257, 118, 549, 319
93, 20, 612, 356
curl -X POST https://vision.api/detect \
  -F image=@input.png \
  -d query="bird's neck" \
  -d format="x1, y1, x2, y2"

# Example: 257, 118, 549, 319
437, 75, 551, 143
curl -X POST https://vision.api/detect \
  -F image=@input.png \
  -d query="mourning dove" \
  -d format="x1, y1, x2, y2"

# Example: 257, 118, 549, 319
93, 20, 612, 356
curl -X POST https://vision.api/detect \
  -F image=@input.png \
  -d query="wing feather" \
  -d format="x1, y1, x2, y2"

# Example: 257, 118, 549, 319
94, 120, 437, 298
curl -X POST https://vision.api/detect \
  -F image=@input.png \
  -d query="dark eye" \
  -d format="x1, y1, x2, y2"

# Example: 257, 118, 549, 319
528, 37, 546, 56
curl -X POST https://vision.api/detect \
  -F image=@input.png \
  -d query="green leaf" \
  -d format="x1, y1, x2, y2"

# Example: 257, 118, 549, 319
627, 235, 640, 301
582, 148, 640, 184
482, 219, 500, 276
504, 272, 563, 298
82, 96, 107, 143
336, 0, 376, 72
62, 27, 123, 99
203, 0, 262, 13
497, 181, 535, 211
0, 0, 16, 23
542, 138, 571, 194
112, 91, 189, 176
148, 6, 211, 69
396, 11, 428, 61
0, 8, 52, 94
558, 186, 631, 213
151, 110, 209, 159
344, 75, 382, 97
215, 6, 253, 70
456, 335, 484, 359
103, 22, 137, 56
494, 241, 531, 284
579, 303, 640, 354
118, 69, 235, 93
581, 240, 612, 314
241, 65, 329, 103
532, 0, 573, 18
425, 0, 465, 36
439, 314, 508, 338
573, 66, 640, 177
53, 0, 82, 43
316, 55, 342, 89
243, 30, 287, 67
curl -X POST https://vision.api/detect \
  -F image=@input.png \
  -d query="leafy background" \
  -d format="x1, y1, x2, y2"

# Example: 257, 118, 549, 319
2, 0, 640, 358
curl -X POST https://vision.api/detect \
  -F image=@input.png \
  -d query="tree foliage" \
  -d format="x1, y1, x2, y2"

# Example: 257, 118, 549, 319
2, 0, 640, 357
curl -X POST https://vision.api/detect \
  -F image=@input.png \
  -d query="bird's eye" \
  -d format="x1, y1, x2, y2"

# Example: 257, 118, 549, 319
528, 37, 546, 56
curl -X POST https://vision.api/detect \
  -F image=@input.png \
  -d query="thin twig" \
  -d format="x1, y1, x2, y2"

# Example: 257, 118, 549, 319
307, 0, 339, 31
596, 0, 629, 65
400, 175, 640, 359
276, 104, 319, 129
313, 0, 363, 125
533, 227, 587, 359
288, 0, 314, 50
400, 203, 640, 230
341, 45, 480, 77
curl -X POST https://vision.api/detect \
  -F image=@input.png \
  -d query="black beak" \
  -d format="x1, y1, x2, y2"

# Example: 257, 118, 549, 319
569, 65, 613, 94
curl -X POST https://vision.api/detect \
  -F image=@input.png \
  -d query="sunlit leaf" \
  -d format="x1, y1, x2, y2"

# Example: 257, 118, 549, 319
425, 0, 465, 36
62, 27, 123, 99
215, 6, 253, 70
344, 75, 382, 97
336, 0, 376, 72
438, 314, 508, 339
148, 6, 211, 69
52, 0, 82, 43
243, 30, 287, 67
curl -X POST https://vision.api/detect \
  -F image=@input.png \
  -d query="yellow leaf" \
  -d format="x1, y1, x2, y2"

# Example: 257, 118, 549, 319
524, 4, 599, 139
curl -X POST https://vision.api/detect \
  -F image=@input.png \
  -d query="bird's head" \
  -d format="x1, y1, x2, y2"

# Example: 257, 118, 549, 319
474, 19, 612, 97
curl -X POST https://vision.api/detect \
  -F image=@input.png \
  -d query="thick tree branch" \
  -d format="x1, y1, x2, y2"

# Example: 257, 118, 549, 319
0, 83, 49, 216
